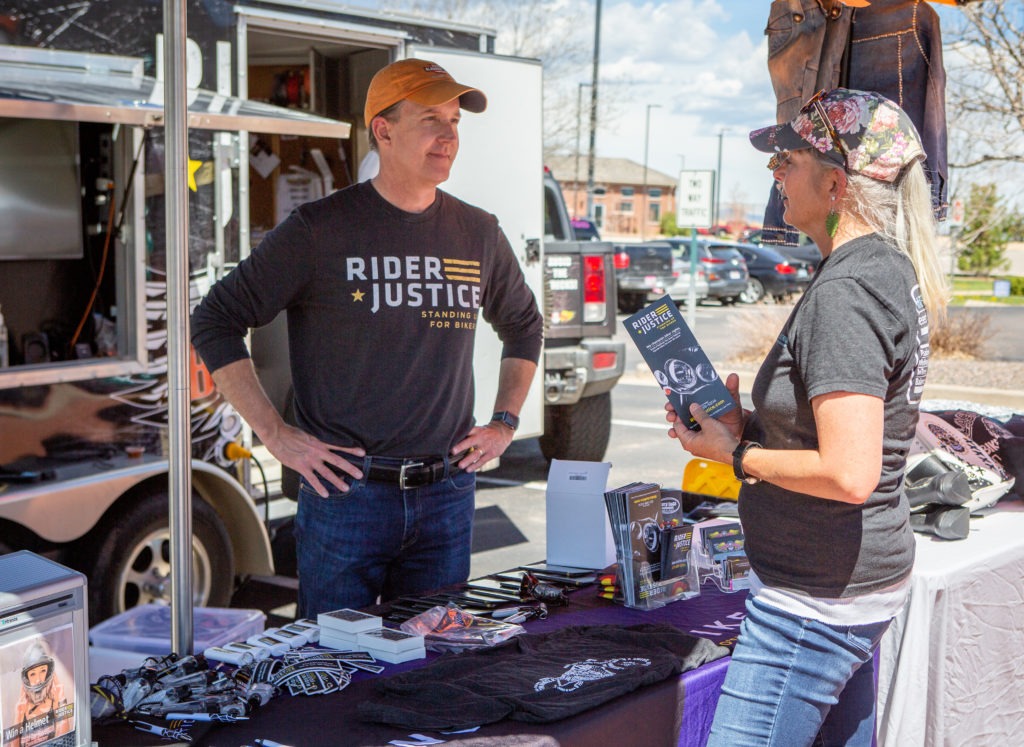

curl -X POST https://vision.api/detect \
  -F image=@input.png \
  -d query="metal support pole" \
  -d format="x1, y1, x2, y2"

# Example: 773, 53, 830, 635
586, 0, 602, 220
164, 0, 194, 656
714, 129, 725, 230
574, 82, 588, 218
641, 103, 660, 240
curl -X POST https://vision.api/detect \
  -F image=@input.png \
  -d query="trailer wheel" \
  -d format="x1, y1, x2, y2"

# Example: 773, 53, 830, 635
540, 392, 612, 462
86, 489, 234, 624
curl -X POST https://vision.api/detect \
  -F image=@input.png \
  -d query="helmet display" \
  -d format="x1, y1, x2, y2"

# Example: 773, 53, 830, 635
21, 640, 56, 705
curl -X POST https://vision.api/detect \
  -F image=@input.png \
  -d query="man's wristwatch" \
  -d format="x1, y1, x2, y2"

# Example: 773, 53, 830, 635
732, 440, 763, 485
491, 411, 520, 431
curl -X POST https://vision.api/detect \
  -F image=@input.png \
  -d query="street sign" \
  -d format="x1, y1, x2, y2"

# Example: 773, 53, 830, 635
677, 170, 715, 229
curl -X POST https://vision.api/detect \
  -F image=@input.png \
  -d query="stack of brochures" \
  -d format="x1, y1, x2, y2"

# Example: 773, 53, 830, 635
603, 482, 700, 610
692, 518, 751, 592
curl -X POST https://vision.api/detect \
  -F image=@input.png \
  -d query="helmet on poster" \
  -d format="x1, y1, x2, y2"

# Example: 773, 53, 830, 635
21, 640, 56, 705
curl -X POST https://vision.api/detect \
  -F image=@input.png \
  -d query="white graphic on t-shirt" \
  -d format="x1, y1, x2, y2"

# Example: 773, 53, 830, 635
345, 255, 482, 315
533, 657, 650, 693
907, 283, 929, 405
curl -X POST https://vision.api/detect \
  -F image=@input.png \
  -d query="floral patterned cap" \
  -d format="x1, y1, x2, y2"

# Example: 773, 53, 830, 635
749, 88, 925, 183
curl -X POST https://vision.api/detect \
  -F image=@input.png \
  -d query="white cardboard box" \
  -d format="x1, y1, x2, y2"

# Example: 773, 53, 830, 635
545, 459, 614, 570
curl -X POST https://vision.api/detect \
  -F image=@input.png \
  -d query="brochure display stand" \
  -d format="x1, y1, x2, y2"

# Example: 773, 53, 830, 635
0, 551, 90, 747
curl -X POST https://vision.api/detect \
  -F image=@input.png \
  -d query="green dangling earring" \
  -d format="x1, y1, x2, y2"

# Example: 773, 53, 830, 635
825, 198, 839, 238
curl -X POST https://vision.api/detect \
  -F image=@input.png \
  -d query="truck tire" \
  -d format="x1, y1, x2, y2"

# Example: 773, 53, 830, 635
84, 488, 234, 624
540, 392, 612, 462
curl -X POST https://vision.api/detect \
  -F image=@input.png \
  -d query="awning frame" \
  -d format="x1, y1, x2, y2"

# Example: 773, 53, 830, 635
0, 44, 351, 139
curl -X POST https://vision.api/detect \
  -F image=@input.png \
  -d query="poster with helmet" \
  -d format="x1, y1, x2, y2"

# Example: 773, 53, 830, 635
0, 624, 75, 747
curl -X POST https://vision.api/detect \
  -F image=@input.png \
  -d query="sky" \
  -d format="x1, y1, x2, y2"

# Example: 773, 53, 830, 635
340, 0, 966, 222
560, 0, 964, 223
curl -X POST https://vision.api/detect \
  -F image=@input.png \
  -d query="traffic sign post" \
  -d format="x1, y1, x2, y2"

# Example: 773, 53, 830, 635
677, 170, 715, 329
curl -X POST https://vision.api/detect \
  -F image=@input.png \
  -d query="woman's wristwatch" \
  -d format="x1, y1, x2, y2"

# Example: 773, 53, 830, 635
732, 440, 763, 485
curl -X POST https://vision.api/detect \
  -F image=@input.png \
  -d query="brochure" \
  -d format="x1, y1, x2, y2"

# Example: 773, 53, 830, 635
603, 481, 700, 609
623, 295, 735, 429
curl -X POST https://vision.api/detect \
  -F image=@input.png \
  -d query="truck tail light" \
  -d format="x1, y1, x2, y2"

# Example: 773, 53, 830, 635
583, 255, 607, 323
613, 251, 630, 270
593, 351, 618, 370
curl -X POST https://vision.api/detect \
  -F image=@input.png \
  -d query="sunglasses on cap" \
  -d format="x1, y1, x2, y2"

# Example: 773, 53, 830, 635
766, 150, 791, 171
803, 88, 848, 168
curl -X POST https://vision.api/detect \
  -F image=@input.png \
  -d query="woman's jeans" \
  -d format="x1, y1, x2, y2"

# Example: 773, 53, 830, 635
707, 594, 892, 747
295, 466, 476, 617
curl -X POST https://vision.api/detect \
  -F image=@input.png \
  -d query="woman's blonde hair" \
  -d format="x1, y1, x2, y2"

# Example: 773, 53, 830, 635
833, 160, 949, 321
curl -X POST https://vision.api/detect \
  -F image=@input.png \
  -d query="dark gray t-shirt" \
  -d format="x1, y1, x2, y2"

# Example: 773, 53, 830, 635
191, 181, 543, 457
740, 233, 928, 597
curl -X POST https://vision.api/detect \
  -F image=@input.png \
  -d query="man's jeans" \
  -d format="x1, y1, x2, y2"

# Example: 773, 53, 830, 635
295, 466, 476, 617
707, 594, 891, 747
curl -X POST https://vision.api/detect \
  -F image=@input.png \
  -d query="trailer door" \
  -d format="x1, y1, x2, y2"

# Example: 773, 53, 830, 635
407, 47, 544, 439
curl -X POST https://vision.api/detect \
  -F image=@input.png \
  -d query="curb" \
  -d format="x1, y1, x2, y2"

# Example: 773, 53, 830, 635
619, 366, 1024, 412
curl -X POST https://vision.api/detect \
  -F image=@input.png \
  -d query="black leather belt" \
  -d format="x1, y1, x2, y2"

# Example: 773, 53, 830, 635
344, 452, 466, 490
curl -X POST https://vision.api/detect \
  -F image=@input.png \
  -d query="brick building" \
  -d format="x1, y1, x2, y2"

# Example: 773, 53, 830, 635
546, 155, 676, 240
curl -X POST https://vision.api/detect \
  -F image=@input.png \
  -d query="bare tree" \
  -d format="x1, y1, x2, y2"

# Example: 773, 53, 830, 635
943, 0, 1024, 171
382, 0, 594, 158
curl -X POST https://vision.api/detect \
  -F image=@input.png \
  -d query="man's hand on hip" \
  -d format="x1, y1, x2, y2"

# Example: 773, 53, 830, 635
452, 422, 515, 473
264, 424, 365, 497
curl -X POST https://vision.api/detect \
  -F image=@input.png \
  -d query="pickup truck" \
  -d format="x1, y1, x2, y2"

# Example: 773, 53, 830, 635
612, 242, 677, 313
540, 169, 626, 462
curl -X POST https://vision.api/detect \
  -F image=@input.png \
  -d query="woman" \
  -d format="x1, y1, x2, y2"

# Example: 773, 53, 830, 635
667, 88, 948, 746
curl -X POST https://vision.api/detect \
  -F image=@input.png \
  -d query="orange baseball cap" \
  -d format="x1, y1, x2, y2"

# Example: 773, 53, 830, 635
363, 58, 487, 126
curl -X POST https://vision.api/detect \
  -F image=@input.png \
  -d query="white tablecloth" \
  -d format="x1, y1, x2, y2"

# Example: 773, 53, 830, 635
876, 500, 1024, 746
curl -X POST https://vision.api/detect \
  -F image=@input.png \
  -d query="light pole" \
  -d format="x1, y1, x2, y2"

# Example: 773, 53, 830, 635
714, 128, 728, 230
586, 0, 602, 220
641, 103, 661, 240
574, 82, 591, 218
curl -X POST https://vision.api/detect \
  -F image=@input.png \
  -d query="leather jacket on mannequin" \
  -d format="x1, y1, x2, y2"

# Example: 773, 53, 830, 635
761, 0, 853, 246
759, 0, 948, 246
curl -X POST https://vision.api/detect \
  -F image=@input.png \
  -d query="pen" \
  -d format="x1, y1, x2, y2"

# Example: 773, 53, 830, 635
165, 712, 249, 722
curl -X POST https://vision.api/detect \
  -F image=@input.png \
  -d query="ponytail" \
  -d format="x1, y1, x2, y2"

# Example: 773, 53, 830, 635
841, 163, 949, 322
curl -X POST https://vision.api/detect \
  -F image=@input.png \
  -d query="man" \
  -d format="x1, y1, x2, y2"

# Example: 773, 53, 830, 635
191, 58, 543, 617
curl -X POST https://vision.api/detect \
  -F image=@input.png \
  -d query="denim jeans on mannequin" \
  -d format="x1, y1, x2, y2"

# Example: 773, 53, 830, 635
848, 0, 948, 219
295, 465, 476, 617
707, 594, 891, 747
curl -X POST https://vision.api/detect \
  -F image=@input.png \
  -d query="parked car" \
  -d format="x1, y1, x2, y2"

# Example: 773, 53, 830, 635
661, 237, 749, 305
733, 242, 814, 304
666, 254, 710, 306
571, 217, 602, 241
745, 229, 823, 271
775, 241, 823, 271
613, 242, 676, 313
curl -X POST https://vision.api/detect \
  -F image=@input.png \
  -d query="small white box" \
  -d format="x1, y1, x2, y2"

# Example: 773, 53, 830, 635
318, 608, 381, 634
356, 628, 424, 654
318, 630, 360, 651
545, 459, 614, 570
362, 646, 426, 664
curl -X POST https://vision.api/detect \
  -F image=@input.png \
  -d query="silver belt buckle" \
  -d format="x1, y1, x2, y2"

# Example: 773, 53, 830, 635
399, 460, 424, 490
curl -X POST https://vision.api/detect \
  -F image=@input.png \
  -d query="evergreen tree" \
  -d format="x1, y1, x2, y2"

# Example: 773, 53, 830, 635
957, 183, 1012, 276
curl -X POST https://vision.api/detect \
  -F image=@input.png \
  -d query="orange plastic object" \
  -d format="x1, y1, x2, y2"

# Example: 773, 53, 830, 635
682, 459, 740, 500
